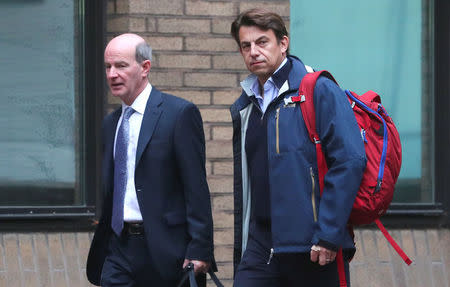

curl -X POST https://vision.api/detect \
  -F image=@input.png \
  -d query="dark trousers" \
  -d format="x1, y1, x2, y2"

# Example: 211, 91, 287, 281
101, 233, 165, 287
234, 221, 351, 287
101, 233, 206, 287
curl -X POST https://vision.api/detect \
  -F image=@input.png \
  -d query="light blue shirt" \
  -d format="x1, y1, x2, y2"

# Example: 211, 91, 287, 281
249, 58, 287, 113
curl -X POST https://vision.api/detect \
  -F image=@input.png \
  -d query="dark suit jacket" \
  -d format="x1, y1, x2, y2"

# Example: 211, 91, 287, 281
86, 87, 215, 285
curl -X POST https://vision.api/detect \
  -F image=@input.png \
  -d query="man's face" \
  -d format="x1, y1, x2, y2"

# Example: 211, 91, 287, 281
238, 25, 289, 84
104, 38, 148, 105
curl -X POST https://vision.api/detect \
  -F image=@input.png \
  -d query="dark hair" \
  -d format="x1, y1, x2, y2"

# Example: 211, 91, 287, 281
231, 8, 289, 49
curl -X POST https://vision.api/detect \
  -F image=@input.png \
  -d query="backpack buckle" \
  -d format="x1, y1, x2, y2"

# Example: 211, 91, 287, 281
285, 95, 305, 106
284, 97, 296, 107
284, 97, 293, 105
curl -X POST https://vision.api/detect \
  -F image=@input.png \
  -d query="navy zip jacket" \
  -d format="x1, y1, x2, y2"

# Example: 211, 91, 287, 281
230, 55, 366, 270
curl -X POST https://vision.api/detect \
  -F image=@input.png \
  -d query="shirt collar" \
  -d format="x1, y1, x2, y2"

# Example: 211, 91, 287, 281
243, 57, 290, 98
121, 83, 152, 115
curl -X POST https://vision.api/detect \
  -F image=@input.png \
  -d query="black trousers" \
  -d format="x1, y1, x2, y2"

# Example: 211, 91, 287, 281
234, 221, 351, 287
101, 233, 165, 287
100, 233, 206, 287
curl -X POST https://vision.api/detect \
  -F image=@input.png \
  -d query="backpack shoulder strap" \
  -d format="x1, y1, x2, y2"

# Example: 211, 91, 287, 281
294, 70, 337, 143
292, 69, 337, 196
297, 70, 350, 287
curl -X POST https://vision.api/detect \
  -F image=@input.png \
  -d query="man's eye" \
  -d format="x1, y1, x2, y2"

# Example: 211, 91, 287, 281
257, 40, 267, 46
113, 63, 128, 69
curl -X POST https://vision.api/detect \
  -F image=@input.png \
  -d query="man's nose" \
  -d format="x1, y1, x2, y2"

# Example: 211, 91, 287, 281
107, 67, 117, 78
250, 43, 259, 56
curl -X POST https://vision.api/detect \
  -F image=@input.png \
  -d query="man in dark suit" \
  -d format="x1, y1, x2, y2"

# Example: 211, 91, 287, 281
86, 33, 215, 287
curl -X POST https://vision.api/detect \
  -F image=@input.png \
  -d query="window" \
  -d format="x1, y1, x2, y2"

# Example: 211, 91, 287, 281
0, 0, 104, 220
290, 0, 449, 224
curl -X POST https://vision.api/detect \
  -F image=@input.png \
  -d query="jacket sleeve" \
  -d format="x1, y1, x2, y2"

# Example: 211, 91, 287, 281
173, 102, 215, 262
311, 76, 366, 249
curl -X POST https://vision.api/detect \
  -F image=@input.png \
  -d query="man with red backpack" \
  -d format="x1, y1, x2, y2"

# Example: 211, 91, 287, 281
230, 9, 366, 286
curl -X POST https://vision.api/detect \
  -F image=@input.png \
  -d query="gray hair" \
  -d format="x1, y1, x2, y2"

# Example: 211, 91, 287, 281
135, 42, 152, 63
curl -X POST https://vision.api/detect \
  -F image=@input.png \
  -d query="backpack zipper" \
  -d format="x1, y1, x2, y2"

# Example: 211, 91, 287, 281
275, 107, 280, 154
310, 167, 318, 222
345, 90, 387, 193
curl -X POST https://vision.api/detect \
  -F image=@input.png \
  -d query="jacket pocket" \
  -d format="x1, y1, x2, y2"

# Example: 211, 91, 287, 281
273, 104, 308, 154
163, 211, 186, 226
310, 167, 318, 222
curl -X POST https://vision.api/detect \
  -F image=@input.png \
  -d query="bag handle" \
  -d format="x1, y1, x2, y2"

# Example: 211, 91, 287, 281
176, 263, 224, 287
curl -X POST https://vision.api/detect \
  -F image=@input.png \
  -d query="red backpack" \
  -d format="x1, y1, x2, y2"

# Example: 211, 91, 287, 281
290, 70, 411, 286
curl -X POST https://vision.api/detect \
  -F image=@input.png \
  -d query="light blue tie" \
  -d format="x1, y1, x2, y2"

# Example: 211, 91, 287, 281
111, 107, 135, 236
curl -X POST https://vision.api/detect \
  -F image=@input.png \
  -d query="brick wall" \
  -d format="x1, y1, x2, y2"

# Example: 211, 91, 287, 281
351, 229, 450, 287
0, 233, 94, 287
0, 1, 448, 287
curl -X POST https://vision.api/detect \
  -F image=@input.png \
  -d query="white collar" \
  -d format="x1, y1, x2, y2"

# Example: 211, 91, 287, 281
122, 83, 152, 115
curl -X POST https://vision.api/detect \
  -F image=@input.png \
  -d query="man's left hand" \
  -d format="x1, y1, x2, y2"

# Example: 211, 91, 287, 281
183, 259, 211, 274
310, 245, 337, 266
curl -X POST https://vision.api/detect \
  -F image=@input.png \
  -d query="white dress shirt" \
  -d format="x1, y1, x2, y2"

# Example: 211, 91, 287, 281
114, 83, 152, 222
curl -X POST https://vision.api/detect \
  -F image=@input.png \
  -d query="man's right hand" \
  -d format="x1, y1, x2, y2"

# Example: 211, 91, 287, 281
183, 259, 211, 274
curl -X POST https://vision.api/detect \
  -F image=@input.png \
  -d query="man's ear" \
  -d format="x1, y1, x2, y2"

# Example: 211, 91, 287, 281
280, 36, 289, 54
141, 60, 151, 77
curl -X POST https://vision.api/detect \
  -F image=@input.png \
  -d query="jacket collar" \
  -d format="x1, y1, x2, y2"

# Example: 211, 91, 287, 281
233, 55, 308, 112
135, 88, 163, 166
240, 57, 292, 96
286, 55, 308, 92
271, 58, 291, 90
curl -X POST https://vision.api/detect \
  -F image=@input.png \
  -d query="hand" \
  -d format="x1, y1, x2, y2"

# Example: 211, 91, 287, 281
310, 245, 337, 266
183, 259, 211, 274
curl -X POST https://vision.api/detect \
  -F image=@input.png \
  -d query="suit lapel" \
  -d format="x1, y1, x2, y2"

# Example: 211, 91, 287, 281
136, 88, 163, 166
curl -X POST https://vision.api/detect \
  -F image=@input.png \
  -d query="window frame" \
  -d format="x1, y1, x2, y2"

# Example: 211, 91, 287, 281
382, 0, 450, 227
0, 0, 105, 230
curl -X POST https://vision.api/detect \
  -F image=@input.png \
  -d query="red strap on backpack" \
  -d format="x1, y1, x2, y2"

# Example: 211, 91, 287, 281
336, 249, 348, 287
374, 219, 412, 265
295, 70, 411, 286
296, 70, 336, 195
297, 71, 350, 285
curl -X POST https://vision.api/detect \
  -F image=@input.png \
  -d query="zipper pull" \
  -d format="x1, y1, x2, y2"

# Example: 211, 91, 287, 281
267, 248, 274, 264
